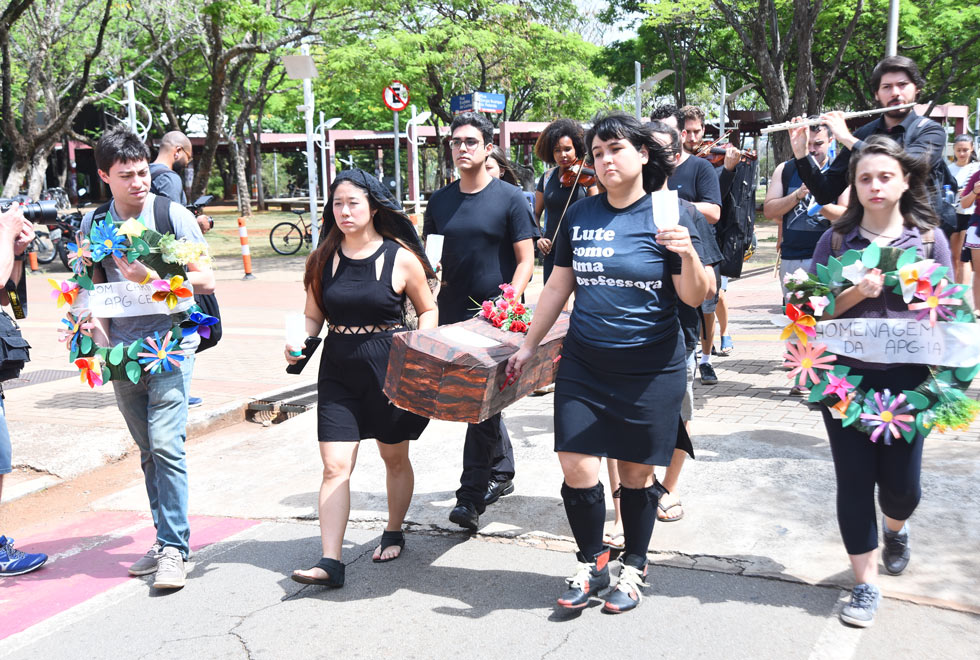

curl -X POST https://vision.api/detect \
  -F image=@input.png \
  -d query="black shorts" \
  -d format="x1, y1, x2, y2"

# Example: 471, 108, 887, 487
317, 331, 428, 444
700, 264, 722, 315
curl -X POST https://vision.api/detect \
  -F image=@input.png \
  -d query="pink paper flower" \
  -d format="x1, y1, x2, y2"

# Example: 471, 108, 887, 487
48, 279, 80, 308
499, 283, 516, 301
808, 295, 830, 317
908, 279, 963, 327
822, 372, 855, 401
480, 300, 493, 319
783, 341, 836, 388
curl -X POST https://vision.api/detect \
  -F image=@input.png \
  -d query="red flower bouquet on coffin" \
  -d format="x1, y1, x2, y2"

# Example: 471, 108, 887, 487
476, 283, 532, 333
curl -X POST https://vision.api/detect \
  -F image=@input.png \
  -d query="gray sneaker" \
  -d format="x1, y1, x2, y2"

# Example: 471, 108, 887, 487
152, 546, 186, 589
128, 542, 162, 576
840, 583, 880, 627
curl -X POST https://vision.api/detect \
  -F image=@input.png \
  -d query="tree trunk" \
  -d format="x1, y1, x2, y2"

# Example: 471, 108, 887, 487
26, 147, 50, 199
231, 135, 252, 217
1, 157, 28, 198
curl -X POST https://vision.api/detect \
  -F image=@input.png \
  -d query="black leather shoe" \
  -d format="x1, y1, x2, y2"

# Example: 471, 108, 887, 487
882, 519, 910, 575
449, 501, 479, 531
484, 479, 515, 505
557, 548, 610, 609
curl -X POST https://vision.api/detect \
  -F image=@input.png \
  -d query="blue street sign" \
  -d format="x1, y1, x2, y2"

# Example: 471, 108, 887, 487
450, 92, 507, 115
450, 94, 474, 114
474, 92, 506, 113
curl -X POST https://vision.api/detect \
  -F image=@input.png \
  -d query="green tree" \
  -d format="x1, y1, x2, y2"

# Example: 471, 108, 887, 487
1, 0, 185, 198
309, 1, 607, 183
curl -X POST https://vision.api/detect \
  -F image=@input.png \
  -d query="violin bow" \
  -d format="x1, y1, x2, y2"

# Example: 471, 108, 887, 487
548, 163, 587, 243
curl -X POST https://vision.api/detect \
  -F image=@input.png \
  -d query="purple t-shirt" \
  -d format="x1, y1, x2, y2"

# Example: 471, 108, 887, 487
963, 168, 980, 218
807, 224, 953, 369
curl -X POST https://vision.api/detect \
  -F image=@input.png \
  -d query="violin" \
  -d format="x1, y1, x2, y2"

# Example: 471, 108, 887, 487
697, 145, 758, 167
559, 159, 597, 188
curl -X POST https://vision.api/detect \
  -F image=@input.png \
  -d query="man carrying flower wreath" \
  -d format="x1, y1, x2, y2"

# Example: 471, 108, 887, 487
82, 127, 215, 590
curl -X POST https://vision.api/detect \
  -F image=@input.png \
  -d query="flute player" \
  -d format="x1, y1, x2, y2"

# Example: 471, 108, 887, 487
788, 56, 955, 233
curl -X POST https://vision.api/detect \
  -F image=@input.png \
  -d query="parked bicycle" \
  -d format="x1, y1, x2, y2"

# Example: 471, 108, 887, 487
269, 209, 314, 255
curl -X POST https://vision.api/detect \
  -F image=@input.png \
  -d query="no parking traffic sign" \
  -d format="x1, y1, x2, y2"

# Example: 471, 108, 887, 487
383, 81, 410, 112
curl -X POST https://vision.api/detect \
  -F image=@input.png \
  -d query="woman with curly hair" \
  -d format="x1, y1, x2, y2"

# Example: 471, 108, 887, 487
533, 118, 599, 283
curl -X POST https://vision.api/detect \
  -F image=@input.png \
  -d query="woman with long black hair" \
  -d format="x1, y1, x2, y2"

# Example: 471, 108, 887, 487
507, 113, 709, 613
287, 169, 437, 588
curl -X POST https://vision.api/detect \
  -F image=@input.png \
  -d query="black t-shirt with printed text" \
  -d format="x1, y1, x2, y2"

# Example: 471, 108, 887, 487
553, 193, 702, 349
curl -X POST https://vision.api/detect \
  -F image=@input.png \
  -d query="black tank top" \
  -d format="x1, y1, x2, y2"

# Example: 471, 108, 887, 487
321, 239, 404, 327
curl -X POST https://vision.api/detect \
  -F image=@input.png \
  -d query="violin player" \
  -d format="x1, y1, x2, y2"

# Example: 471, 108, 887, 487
533, 119, 599, 284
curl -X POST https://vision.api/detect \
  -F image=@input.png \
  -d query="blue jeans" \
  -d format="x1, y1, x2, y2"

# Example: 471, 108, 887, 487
112, 354, 195, 558
0, 391, 11, 475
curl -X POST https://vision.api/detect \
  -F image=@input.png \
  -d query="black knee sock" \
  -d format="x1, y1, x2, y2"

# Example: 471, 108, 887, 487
620, 485, 659, 559
561, 482, 605, 560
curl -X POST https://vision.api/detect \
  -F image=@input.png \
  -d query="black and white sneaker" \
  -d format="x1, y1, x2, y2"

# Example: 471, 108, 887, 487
698, 363, 718, 384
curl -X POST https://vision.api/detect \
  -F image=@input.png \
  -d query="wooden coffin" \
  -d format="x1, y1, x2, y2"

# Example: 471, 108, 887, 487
384, 312, 570, 423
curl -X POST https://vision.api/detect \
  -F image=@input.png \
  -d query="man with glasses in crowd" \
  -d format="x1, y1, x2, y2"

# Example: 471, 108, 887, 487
764, 120, 846, 395
423, 112, 537, 531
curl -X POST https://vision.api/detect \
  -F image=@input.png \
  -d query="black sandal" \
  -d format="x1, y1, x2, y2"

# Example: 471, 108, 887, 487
291, 557, 345, 587
373, 530, 405, 563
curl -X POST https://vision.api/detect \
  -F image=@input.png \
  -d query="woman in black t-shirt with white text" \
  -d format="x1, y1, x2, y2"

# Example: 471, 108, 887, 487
508, 113, 709, 614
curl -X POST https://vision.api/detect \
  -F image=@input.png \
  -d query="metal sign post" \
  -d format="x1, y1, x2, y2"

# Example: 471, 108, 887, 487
282, 44, 320, 245
384, 81, 410, 203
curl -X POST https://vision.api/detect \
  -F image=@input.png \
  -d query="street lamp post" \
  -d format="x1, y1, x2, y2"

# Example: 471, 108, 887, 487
634, 68, 674, 119
721, 82, 756, 137
282, 44, 320, 246
886, 0, 899, 56
316, 114, 341, 209
405, 106, 432, 212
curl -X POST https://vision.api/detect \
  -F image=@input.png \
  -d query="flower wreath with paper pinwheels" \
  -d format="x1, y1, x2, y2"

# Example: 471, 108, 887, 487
781, 241, 980, 443
54, 217, 215, 388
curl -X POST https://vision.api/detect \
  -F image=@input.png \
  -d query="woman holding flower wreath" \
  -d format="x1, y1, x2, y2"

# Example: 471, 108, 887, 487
795, 134, 957, 627
287, 169, 437, 588
507, 112, 709, 614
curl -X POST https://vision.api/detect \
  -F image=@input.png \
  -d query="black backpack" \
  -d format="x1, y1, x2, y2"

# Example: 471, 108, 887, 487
901, 116, 958, 230
90, 197, 222, 352
716, 157, 759, 278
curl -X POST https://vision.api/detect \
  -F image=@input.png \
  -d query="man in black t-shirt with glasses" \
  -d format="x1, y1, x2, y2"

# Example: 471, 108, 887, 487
423, 112, 537, 531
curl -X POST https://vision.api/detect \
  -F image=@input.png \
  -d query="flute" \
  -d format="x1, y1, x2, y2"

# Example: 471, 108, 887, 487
761, 103, 917, 134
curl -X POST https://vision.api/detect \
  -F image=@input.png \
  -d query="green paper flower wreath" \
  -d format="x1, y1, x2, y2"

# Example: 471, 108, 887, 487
56, 218, 215, 387
782, 243, 978, 443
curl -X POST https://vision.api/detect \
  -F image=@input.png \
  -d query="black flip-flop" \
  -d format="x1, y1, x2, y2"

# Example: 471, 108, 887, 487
373, 530, 405, 563
291, 557, 345, 587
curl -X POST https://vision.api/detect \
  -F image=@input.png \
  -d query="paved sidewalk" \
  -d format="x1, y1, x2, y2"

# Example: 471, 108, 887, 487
2, 241, 979, 658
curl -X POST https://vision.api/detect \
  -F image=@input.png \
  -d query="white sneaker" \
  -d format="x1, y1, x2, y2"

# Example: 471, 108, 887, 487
128, 542, 162, 576
152, 546, 186, 589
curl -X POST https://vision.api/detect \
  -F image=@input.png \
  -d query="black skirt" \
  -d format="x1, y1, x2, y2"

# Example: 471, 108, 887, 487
554, 328, 687, 465
317, 330, 429, 444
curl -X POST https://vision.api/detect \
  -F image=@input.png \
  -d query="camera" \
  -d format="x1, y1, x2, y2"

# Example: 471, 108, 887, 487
0, 199, 60, 223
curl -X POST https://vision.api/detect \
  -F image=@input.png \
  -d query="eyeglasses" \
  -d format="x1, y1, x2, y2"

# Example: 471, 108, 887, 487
450, 138, 482, 151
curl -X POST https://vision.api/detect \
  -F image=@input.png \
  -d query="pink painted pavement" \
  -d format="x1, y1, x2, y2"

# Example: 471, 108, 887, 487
0, 511, 258, 640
